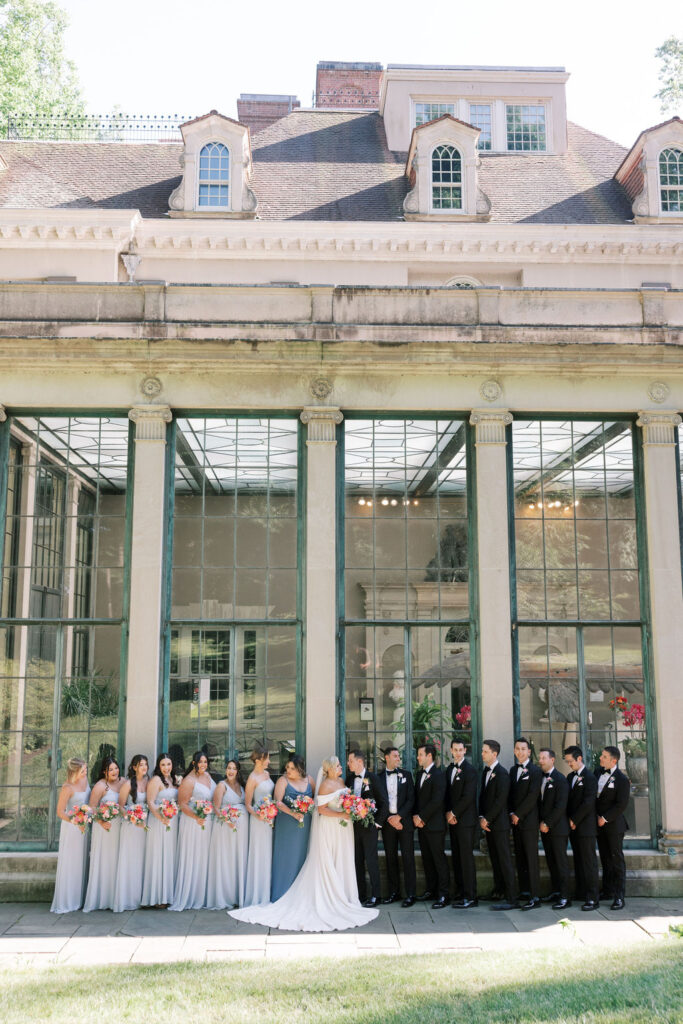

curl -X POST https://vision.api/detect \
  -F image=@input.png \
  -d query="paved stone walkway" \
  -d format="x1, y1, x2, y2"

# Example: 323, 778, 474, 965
0, 898, 680, 963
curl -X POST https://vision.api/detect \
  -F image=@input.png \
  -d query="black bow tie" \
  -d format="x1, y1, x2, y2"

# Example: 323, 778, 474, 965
386, 769, 398, 775
544, 772, 552, 779
355, 774, 364, 779
483, 766, 491, 774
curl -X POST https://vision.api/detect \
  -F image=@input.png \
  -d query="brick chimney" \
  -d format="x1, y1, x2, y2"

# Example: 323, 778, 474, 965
315, 61, 383, 109
236, 94, 300, 133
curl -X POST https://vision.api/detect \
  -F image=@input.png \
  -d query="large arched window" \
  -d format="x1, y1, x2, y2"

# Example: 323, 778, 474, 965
197, 142, 230, 208
659, 148, 683, 213
431, 145, 462, 210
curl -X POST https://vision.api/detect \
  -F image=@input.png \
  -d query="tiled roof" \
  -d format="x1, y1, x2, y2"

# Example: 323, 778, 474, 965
0, 111, 632, 224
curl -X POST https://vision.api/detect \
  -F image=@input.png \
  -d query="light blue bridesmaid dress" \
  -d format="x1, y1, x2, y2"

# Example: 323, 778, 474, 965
141, 783, 178, 907
168, 776, 216, 911
113, 788, 148, 912
243, 777, 274, 907
206, 783, 248, 909
83, 785, 121, 912
50, 785, 91, 913
271, 779, 313, 902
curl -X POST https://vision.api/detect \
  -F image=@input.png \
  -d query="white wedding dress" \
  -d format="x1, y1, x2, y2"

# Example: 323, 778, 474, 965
229, 787, 379, 932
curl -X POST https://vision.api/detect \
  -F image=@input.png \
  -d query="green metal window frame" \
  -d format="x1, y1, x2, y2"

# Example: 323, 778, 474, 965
507, 414, 659, 849
337, 412, 481, 772
159, 412, 305, 761
0, 409, 134, 851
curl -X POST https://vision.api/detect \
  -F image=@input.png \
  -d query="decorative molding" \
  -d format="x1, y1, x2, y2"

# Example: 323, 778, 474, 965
479, 379, 503, 403
636, 411, 682, 445
0, 405, 6, 423
647, 381, 670, 404
140, 376, 163, 398
300, 406, 343, 443
469, 409, 513, 444
129, 404, 172, 441
309, 377, 333, 401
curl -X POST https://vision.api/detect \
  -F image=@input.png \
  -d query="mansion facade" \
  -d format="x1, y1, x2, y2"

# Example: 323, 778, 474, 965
0, 63, 681, 857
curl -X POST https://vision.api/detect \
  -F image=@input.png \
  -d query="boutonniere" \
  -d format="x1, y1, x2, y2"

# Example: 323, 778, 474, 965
489, 772, 496, 781
454, 768, 462, 778
362, 779, 371, 791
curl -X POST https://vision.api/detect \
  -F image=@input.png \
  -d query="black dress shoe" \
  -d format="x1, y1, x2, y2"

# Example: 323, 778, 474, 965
610, 897, 625, 911
453, 898, 479, 909
362, 896, 379, 908
581, 901, 599, 911
381, 893, 400, 905
520, 897, 542, 911
431, 897, 448, 909
420, 891, 434, 901
492, 901, 519, 911
552, 898, 571, 910
542, 892, 560, 903
401, 896, 416, 908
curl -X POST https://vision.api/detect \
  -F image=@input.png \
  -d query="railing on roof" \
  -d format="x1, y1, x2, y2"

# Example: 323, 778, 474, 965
2, 113, 195, 142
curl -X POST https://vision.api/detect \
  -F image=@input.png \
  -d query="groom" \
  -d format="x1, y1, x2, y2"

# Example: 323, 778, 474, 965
346, 750, 387, 908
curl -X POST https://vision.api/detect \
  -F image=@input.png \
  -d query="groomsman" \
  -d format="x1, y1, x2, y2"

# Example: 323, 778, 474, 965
378, 746, 417, 908
595, 745, 631, 910
445, 739, 479, 908
412, 743, 449, 909
478, 739, 518, 910
508, 737, 543, 910
345, 750, 387, 908
537, 747, 570, 909
563, 744, 600, 911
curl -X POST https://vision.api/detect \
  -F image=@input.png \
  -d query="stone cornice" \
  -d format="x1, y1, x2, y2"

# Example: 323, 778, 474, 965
0, 210, 140, 248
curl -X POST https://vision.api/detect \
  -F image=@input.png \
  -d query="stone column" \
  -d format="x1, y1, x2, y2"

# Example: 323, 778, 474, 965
470, 409, 515, 762
125, 405, 172, 764
300, 406, 343, 773
636, 411, 683, 850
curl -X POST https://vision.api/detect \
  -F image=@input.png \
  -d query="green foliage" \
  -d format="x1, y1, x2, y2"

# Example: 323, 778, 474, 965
655, 36, 683, 113
60, 672, 118, 720
393, 693, 458, 756
0, 0, 84, 135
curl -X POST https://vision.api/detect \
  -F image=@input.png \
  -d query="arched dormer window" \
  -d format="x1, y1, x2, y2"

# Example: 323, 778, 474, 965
197, 142, 230, 209
431, 145, 462, 210
659, 147, 683, 212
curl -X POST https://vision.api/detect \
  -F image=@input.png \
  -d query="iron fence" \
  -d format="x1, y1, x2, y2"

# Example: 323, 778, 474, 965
2, 113, 196, 142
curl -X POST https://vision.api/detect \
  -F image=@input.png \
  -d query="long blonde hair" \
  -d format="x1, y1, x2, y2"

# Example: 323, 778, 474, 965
66, 756, 87, 782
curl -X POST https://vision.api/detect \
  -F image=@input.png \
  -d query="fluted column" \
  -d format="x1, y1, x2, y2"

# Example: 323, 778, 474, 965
636, 410, 683, 849
125, 405, 172, 764
470, 409, 515, 762
300, 406, 343, 772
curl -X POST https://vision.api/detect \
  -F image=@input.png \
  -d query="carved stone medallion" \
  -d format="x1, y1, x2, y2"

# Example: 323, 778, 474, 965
479, 379, 502, 403
140, 376, 163, 398
309, 377, 333, 401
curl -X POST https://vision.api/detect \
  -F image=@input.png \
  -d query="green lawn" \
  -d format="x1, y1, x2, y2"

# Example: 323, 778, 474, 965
0, 942, 681, 1024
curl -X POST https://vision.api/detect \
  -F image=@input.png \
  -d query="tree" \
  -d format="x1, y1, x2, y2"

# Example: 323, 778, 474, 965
0, 0, 84, 137
655, 36, 683, 113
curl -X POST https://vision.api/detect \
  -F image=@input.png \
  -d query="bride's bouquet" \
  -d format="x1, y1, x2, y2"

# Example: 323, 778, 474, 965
339, 793, 376, 828
67, 804, 93, 833
192, 798, 214, 829
93, 802, 120, 827
254, 797, 278, 828
159, 798, 178, 832
122, 804, 149, 831
285, 793, 314, 827
215, 806, 242, 832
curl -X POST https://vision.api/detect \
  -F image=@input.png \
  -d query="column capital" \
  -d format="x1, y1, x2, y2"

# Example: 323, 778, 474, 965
636, 410, 682, 446
300, 406, 343, 443
129, 404, 172, 441
469, 409, 513, 444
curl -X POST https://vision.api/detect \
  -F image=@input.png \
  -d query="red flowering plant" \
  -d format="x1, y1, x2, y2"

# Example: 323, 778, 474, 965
609, 695, 646, 757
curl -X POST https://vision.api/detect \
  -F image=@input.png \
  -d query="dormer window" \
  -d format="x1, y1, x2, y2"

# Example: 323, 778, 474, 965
198, 143, 230, 208
506, 104, 546, 151
659, 148, 682, 213
431, 145, 462, 210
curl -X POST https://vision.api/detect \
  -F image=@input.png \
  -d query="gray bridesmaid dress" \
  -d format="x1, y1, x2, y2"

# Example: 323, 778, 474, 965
50, 785, 91, 913
271, 779, 313, 902
168, 776, 216, 911
206, 783, 248, 909
113, 790, 148, 912
243, 777, 275, 907
83, 786, 121, 912
141, 783, 178, 907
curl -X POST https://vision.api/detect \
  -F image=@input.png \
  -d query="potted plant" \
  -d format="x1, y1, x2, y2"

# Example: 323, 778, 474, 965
609, 696, 647, 787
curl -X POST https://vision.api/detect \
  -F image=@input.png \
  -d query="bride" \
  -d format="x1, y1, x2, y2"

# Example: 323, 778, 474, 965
229, 755, 379, 932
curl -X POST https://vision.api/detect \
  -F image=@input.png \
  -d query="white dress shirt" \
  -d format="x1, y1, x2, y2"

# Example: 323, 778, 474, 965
353, 769, 365, 797
597, 767, 614, 795
386, 771, 398, 814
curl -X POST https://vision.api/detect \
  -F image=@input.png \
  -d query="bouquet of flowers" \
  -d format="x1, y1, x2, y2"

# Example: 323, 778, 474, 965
192, 798, 213, 829
285, 793, 314, 827
67, 804, 93, 832
122, 804, 149, 831
254, 797, 278, 828
93, 802, 120, 827
215, 806, 242, 832
340, 793, 376, 828
455, 704, 472, 727
159, 798, 179, 832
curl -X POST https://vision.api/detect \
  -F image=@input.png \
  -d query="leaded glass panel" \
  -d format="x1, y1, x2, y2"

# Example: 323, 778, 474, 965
506, 104, 546, 151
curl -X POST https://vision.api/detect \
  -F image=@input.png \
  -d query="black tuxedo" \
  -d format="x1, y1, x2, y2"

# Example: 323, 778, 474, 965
508, 761, 543, 899
566, 767, 599, 902
478, 762, 516, 901
539, 768, 570, 899
413, 765, 449, 898
378, 767, 416, 899
595, 767, 631, 900
345, 770, 387, 901
445, 760, 478, 900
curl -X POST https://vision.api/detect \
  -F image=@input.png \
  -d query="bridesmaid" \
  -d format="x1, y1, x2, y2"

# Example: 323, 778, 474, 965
141, 752, 179, 908
271, 754, 315, 902
50, 756, 91, 913
83, 756, 123, 912
168, 751, 216, 911
113, 754, 149, 912
206, 759, 248, 909
242, 744, 274, 907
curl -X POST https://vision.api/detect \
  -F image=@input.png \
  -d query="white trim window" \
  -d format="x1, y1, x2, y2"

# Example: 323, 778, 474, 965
415, 102, 455, 127
197, 142, 230, 208
469, 104, 492, 150
431, 145, 462, 210
659, 147, 683, 212
506, 104, 546, 151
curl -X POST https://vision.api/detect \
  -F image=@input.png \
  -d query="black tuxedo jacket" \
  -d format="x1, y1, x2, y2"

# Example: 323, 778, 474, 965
508, 761, 543, 830
377, 768, 415, 828
445, 760, 478, 827
566, 767, 597, 837
413, 765, 447, 832
344, 770, 388, 827
595, 767, 630, 834
478, 763, 511, 832
539, 768, 569, 836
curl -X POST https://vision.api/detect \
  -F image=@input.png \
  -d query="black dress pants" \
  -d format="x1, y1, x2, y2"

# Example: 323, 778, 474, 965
597, 828, 626, 899
512, 825, 541, 898
354, 821, 381, 900
541, 832, 570, 899
418, 828, 449, 897
485, 829, 516, 902
570, 833, 599, 902
449, 824, 477, 901
382, 822, 417, 898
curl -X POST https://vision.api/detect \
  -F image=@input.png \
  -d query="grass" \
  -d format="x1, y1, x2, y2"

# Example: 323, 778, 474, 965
0, 942, 681, 1024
